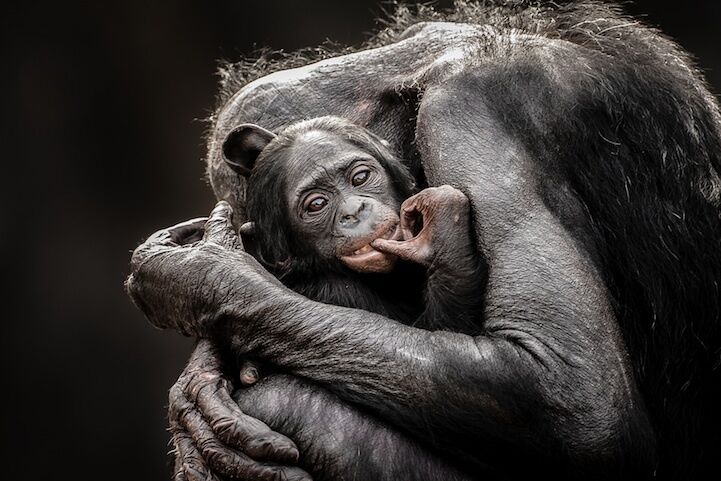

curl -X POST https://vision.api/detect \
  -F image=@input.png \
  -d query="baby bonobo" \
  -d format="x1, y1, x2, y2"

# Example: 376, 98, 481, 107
221, 116, 484, 383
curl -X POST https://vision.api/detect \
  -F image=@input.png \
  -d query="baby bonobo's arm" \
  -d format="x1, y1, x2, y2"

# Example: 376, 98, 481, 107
373, 186, 485, 334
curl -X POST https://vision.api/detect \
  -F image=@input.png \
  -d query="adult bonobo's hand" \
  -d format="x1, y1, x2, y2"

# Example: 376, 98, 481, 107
168, 340, 311, 481
372, 185, 473, 267
126, 201, 282, 337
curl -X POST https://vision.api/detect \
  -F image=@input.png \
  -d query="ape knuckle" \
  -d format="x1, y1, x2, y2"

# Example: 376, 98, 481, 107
199, 445, 236, 472
168, 383, 185, 407
198, 370, 222, 384
186, 372, 222, 400
246, 430, 280, 451
269, 468, 290, 481
181, 461, 209, 481
197, 437, 222, 457
435, 185, 468, 205
211, 416, 245, 439
185, 364, 210, 379
214, 200, 233, 214
449, 188, 469, 204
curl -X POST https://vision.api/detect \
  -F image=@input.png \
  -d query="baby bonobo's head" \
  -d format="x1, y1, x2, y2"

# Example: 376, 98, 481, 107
221, 116, 415, 275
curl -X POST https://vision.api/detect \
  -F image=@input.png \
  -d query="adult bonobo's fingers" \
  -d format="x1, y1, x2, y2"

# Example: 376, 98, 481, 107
172, 428, 222, 481
128, 217, 204, 277
204, 201, 243, 250
177, 341, 300, 464
167, 217, 208, 245
180, 408, 312, 481
170, 374, 307, 480
239, 359, 263, 386
190, 375, 300, 463
129, 228, 178, 271
171, 456, 188, 481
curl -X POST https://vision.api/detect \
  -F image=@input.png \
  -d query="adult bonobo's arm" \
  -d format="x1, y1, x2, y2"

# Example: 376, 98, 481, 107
168, 342, 476, 481
407, 75, 656, 470
127, 209, 312, 481
129, 169, 651, 479
129, 205, 477, 481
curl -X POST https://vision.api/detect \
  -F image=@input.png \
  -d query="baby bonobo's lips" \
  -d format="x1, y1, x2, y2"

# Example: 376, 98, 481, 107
339, 222, 401, 273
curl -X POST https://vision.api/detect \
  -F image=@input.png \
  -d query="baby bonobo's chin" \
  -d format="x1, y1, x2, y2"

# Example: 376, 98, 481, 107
338, 219, 401, 273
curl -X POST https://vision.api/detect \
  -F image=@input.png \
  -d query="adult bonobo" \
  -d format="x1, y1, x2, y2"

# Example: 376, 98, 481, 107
126, 1, 721, 480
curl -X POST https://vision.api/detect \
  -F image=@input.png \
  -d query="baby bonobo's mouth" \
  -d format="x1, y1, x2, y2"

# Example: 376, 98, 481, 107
339, 221, 401, 273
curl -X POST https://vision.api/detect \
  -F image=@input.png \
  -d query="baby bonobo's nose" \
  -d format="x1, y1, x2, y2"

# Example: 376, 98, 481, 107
339, 197, 370, 228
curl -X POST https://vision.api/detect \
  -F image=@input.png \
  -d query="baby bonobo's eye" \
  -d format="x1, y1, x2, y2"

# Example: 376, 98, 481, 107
304, 194, 328, 213
351, 167, 371, 187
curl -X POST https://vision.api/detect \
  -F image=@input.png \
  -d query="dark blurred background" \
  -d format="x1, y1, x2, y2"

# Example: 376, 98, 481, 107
3, 1, 719, 479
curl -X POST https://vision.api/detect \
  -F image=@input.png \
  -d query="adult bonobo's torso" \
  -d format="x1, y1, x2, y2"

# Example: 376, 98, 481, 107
154, 3, 721, 479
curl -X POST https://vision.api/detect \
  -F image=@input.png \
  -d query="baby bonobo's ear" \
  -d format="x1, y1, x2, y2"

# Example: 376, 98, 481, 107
222, 124, 276, 176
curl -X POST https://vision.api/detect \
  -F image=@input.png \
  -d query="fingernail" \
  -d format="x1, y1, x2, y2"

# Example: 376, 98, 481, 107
239, 367, 259, 385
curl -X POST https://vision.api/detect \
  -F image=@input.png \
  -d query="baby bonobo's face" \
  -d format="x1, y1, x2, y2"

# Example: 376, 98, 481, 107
285, 130, 403, 273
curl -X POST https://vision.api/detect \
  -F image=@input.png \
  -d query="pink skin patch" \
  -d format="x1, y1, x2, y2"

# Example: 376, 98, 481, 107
338, 219, 402, 273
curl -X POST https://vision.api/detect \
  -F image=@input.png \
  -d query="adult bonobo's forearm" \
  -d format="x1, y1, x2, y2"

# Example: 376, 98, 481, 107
234, 375, 478, 481
130, 202, 650, 470
128, 204, 527, 463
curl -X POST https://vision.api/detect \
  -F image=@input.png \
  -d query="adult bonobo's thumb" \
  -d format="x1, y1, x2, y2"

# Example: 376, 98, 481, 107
204, 201, 244, 250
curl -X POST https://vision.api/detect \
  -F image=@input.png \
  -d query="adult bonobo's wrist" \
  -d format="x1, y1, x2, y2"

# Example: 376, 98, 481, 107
218, 279, 308, 358
126, 235, 234, 337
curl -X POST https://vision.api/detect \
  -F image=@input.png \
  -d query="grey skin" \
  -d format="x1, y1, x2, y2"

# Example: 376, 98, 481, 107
124, 11, 700, 481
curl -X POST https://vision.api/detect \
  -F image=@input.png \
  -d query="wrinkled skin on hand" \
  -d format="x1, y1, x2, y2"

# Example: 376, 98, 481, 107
127, 201, 284, 339
128, 203, 311, 481
168, 340, 310, 481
